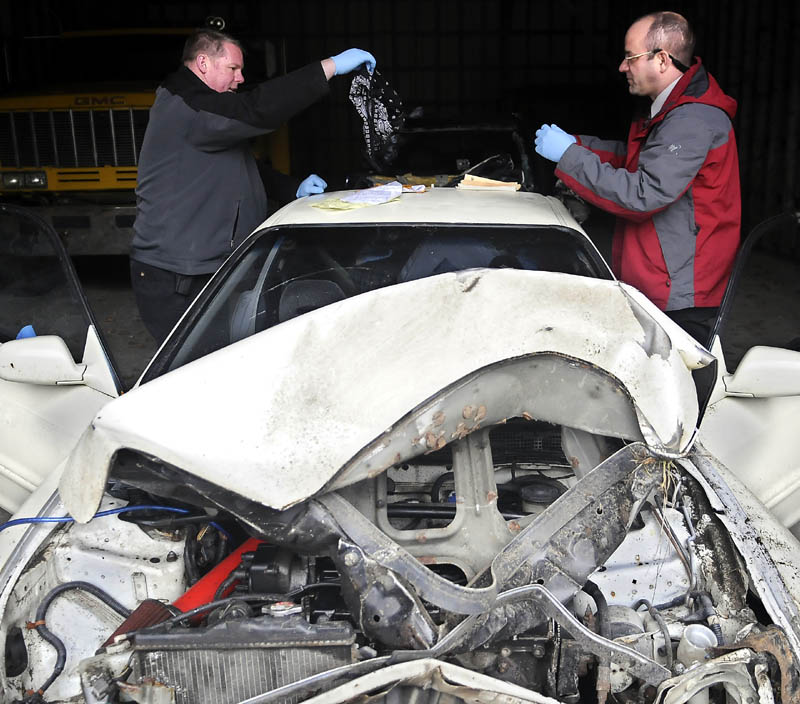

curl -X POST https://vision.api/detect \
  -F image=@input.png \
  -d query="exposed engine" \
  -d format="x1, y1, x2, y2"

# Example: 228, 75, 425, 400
2, 419, 795, 703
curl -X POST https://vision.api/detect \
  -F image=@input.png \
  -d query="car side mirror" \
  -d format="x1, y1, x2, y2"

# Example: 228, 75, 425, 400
0, 336, 86, 385
723, 346, 800, 398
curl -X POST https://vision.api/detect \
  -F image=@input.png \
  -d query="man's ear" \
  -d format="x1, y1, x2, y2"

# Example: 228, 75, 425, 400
195, 53, 209, 74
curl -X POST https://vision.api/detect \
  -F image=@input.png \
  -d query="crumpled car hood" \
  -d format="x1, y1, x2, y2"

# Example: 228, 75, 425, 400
60, 269, 713, 522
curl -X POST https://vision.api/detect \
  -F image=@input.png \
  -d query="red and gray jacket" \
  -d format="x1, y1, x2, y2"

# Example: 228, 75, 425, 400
555, 59, 740, 311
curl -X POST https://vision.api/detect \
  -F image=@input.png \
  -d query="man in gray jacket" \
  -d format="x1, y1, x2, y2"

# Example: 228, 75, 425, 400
131, 30, 375, 343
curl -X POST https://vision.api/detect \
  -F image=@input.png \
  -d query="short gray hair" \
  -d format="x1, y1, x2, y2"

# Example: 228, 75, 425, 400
182, 29, 241, 64
639, 11, 695, 66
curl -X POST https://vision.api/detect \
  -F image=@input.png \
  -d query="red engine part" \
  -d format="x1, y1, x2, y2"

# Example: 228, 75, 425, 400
172, 537, 263, 612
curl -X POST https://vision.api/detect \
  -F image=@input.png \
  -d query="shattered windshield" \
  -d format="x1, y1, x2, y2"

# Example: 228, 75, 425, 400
147, 224, 610, 380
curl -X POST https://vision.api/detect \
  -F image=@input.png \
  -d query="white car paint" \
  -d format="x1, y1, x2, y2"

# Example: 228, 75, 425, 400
264, 188, 581, 228
0, 326, 117, 514
59, 268, 711, 523
2, 188, 800, 703
700, 344, 800, 536
260, 190, 800, 541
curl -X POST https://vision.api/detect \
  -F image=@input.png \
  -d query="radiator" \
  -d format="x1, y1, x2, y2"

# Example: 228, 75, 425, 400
129, 615, 357, 704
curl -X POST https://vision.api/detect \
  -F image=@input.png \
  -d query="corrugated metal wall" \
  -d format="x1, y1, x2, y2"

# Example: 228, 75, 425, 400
2, 0, 798, 243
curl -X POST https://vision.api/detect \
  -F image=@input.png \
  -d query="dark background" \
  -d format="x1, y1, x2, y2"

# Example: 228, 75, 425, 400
2, 0, 798, 243
1, 0, 798, 386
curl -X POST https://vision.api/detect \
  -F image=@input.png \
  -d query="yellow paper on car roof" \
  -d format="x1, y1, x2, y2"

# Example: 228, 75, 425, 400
312, 181, 403, 210
456, 174, 520, 191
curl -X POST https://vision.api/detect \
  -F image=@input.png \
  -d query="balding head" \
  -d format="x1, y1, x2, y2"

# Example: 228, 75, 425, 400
182, 29, 242, 65
620, 12, 692, 99
637, 11, 695, 67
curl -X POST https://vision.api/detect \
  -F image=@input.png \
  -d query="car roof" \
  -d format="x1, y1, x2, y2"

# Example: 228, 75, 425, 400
261, 188, 588, 231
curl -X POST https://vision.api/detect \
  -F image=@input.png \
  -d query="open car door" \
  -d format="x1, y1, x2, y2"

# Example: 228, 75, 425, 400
700, 212, 800, 536
0, 204, 121, 516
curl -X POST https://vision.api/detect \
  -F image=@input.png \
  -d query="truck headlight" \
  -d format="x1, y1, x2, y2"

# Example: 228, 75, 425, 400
24, 172, 47, 188
2, 172, 22, 188
1, 172, 48, 189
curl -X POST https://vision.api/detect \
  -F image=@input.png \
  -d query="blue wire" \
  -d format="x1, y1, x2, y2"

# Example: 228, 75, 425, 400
0, 505, 232, 541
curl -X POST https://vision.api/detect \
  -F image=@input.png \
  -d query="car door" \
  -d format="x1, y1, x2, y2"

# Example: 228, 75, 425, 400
700, 212, 800, 537
0, 204, 121, 517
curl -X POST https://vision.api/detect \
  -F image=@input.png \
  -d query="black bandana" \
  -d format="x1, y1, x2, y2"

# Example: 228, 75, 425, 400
349, 68, 405, 171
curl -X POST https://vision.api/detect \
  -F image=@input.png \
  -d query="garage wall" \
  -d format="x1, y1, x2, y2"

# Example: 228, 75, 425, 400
276, 0, 800, 245
1, 0, 798, 244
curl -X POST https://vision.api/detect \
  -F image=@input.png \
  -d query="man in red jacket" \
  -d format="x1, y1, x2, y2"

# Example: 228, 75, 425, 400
535, 11, 740, 343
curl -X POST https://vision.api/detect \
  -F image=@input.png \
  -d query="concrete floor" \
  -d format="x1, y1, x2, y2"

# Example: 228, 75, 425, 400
76, 256, 156, 389
720, 246, 800, 368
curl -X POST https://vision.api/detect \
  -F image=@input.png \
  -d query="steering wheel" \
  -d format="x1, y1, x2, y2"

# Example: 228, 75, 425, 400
314, 247, 358, 296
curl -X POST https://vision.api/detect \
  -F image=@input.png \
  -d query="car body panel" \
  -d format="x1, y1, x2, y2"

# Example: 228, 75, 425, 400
0, 372, 111, 515
60, 268, 710, 523
721, 346, 800, 398
0, 332, 118, 500
265, 188, 585, 229
701, 393, 800, 534
4, 192, 800, 703
685, 444, 800, 653
696, 212, 800, 539
0, 203, 119, 513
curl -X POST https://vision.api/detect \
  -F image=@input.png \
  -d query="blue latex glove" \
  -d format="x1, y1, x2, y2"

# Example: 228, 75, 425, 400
296, 174, 328, 198
331, 48, 376, 75
15, 324, 36, 339
534, 123, 577, 163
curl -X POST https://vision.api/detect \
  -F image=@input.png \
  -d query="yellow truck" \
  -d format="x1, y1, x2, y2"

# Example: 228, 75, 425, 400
0, 26, 288, 255
0, 86, 153, 254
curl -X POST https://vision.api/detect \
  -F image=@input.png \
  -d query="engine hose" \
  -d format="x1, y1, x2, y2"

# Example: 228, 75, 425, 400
120, 514, 216, 528
694, 591, 724, 645
213, 569, 245, 601
429, 472, 454, 503
656, 590, 723, 646
583, 580, 611, 703
582, 580, 609, 637
29, 581, 131, 696
183, 524, 200, 585
633, 598, 675, 671
215, 530, 229, 564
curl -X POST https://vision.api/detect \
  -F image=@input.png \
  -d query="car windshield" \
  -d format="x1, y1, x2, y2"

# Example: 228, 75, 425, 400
146, 223, 610, 380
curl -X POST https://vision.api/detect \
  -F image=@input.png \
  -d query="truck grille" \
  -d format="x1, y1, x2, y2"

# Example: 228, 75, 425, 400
0, 109, 149, 168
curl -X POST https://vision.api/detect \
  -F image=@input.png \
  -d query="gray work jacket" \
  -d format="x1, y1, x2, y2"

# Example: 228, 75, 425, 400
132, 63, 329, 275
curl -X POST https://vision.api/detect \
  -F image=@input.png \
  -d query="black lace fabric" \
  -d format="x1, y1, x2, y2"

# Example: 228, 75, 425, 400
349, 68, 405, 172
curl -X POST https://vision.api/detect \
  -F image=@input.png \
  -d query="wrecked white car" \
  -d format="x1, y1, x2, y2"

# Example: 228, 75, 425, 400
1, 194, 800, 704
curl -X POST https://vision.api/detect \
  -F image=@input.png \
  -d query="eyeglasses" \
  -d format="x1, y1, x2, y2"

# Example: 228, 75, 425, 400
623, 48, 690, 72
622, 49, 658, 65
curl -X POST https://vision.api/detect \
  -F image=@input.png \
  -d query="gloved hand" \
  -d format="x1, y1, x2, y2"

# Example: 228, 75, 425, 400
296, 174, 328, 198
331, 48, 376, 75
15, 324, 36, 339
534, 123, 577, 163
